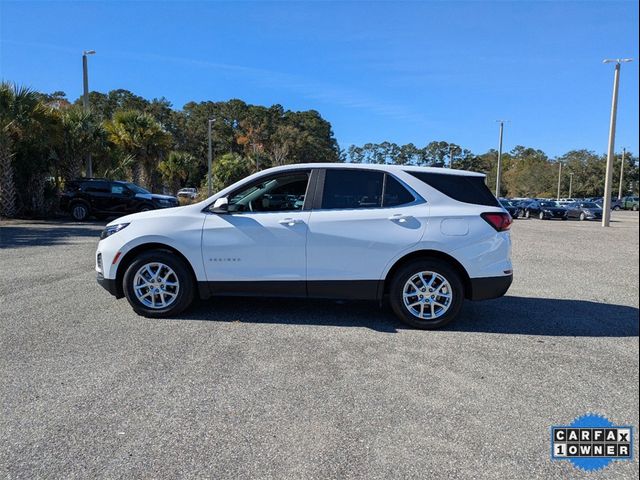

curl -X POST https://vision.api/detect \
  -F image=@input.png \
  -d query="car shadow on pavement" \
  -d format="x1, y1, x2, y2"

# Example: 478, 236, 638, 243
0, 222, 103, 248
182, 295, 638, 337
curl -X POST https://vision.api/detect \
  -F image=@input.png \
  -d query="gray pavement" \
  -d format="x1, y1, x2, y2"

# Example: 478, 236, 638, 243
1, 212, 638, 479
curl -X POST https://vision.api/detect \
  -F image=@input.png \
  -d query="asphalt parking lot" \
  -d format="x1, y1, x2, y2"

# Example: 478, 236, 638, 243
1, 212, 638, 479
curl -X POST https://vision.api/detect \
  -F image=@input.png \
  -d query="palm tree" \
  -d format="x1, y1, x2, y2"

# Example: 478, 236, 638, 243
0, 82, 43, 217
158, 151, 197, 194
105, 110, 171, 189
60, 106, 106, 182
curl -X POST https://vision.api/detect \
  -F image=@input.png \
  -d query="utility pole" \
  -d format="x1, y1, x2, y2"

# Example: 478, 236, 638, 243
557, 162, 562, 200
495, 121, 505, 198
569, 173, 574, 199
82, 50, 95, 177
207, 119, 214, 196
602, 58, 632, 227
618, 147, 626, 200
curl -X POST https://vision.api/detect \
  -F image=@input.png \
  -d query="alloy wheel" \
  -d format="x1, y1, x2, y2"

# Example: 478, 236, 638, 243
402, 271, 453, 320
132, 262, 180, 309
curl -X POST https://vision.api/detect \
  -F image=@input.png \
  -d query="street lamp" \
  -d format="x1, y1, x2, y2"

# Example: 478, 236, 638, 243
556, 162, 563, 200
207, 118, 214, 196
618, 147, 626, 200
569, 172, 574, 199
82, 50, 96, 177
495, 120, 508, 198
602, 58, 633, 227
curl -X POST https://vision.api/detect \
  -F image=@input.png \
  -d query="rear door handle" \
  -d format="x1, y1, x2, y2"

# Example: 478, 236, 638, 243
279, 218, 304, 226
388, 214, 412, 223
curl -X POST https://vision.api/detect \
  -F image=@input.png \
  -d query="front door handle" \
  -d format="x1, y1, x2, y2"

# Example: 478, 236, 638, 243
279, 218, 304, 226
388, 214, 412, 223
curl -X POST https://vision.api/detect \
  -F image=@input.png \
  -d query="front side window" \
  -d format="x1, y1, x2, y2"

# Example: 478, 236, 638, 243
83, 181, 110, 193
227, 172, 310, 213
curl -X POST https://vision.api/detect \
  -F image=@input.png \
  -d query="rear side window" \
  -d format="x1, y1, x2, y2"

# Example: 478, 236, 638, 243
407, 171, 499, 207
320, 170, 416, 209
82, 181, 110, 193
321, 170, 384, 209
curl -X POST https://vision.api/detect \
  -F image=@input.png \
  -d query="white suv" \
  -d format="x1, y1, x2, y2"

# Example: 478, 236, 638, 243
96, 164, 513, 329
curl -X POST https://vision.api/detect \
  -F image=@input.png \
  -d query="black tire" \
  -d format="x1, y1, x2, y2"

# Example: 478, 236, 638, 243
633, 205, 639, 212
538, 211, 545, 220
70, 201, 90, 221
579, 212, 586, 221
389, 259, 464, 330
525, 210, 531, 219
613, 206, 621, 211
123, 250, 195, 318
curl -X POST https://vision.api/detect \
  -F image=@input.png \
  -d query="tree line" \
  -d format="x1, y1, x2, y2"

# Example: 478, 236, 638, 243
1, 81, 638, 218
347, 142, 639, 199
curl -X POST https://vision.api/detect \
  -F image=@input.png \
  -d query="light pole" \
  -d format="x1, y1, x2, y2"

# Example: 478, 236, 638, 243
495, 121, 506, 198
618, 147, 626, 200
557, 162, 563, 200
207, 118, 214, 196
569, 172, 574, 199
602, 58, 633, 227
82, 50, 95, 177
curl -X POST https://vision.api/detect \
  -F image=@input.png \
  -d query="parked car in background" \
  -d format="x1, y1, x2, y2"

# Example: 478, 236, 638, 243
592, 197, 623, 210
621, 196, 639, 211
177, 188, 198, 200
61, 178, 179, 221
565, 201, 603, 221
523, 200, 568, 220
95, 164, 513, 330
499, 199, 522, 219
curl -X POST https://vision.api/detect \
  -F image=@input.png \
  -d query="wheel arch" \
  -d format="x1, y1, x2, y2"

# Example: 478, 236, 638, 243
114, 242, 199, 299
382, 249, 472, 300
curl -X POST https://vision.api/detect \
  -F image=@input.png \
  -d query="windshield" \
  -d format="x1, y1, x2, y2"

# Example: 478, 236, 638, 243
499, 200, 512, 207
125, 182, 151, 194
581, 202, 599, 209
540, 201, 558, 208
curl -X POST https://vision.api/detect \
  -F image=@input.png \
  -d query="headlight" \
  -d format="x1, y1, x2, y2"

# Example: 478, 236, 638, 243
100, 223, 130, 240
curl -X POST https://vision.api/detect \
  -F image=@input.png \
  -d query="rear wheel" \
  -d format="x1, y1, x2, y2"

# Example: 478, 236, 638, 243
123, 250, 195, 318
389, 259, 464, 330
633, 205, 639, 212
70, 202, 89, 221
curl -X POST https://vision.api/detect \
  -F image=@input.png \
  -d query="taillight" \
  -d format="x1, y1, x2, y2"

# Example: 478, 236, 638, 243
481, 212, 512, 232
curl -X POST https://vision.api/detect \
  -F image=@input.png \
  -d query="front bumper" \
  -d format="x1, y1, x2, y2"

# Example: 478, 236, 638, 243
97, 272, 121, 297
468, 274, 513, 301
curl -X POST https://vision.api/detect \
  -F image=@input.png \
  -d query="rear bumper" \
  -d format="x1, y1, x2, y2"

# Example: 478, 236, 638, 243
468, 274, 513, 301
97, 273, 121, 298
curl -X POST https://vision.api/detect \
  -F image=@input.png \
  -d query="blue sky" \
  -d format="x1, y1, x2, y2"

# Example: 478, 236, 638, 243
1, 1, 638, 157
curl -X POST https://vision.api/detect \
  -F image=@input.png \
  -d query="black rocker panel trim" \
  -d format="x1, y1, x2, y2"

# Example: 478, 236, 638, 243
197, 280, 381, 300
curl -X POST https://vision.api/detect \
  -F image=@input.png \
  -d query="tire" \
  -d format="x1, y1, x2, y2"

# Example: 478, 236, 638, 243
70, 202, 90, 221
539, 212, 545, 220
613, 206, 621, 211
579, 212, 586, 221
633, 205, 639, 212
123, 250, 195, 318
389, 259, 464, 330
525, 210, 531, 219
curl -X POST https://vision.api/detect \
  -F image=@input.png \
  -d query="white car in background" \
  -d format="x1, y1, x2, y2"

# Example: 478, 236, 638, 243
96, 164, 513, 329
176, 188, 198, 200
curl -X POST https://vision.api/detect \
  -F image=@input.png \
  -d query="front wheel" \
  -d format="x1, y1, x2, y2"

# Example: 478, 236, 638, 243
70, 202, 90, 221
389, 260, 464, 330
579, 212, 586, 221
525, 210, 531, 219
613, 206, 621, 211
123, 250, 195, 318
539, 212, 545, 220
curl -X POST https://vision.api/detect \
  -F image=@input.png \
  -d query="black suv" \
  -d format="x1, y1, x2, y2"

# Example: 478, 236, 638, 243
60, 179, 179, 221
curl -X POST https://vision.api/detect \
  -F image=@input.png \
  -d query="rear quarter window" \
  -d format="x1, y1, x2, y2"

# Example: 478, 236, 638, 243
406, 171, 499, 207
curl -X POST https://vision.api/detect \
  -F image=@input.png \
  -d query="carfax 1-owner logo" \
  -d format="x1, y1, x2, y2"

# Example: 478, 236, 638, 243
551, 414, 634, 472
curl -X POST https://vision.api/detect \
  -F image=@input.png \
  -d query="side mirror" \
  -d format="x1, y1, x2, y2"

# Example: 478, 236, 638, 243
211, 197, 229, 214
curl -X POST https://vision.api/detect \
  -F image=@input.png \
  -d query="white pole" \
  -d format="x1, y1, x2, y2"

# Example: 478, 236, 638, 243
602, 63, 621, 227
